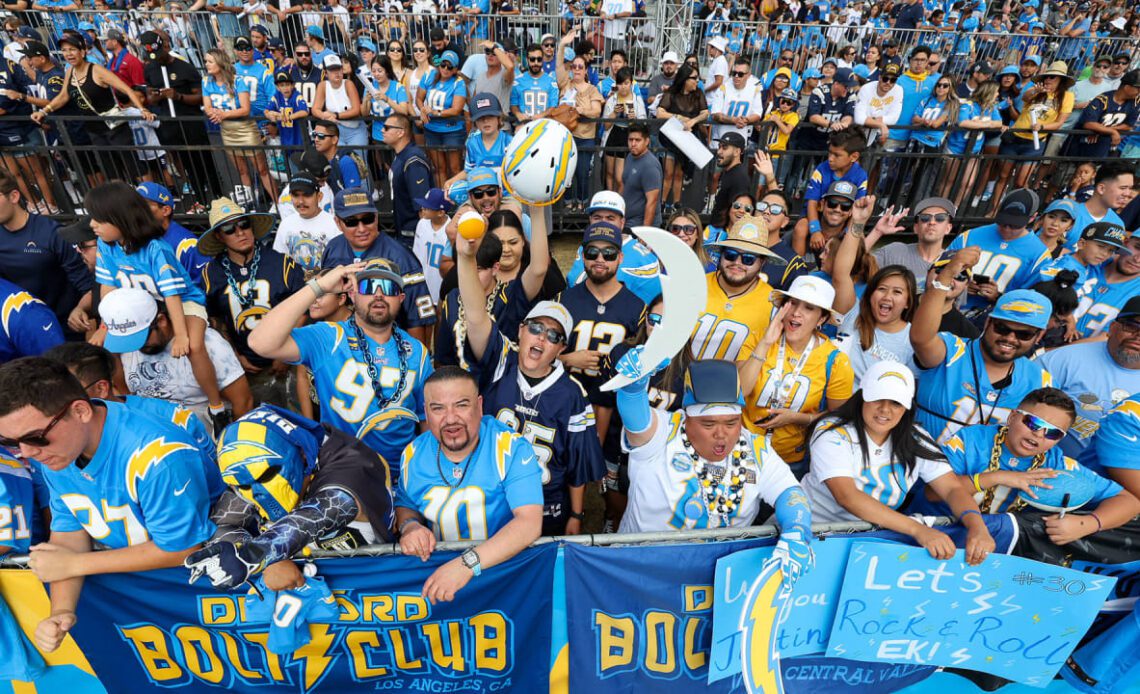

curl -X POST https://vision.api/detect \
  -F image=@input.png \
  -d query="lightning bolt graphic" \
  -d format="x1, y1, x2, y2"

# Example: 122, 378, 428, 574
741, 563, 785, 694
292, 624, 338, 691
910, 600, 929, 620
999, 594, 1022, 615
968, 591, 997, 615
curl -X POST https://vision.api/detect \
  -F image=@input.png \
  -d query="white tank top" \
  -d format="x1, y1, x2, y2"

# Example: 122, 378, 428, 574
325, 80, 361, 130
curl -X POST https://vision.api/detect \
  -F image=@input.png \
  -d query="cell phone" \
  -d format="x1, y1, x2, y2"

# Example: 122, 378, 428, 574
974, 274, 992, 285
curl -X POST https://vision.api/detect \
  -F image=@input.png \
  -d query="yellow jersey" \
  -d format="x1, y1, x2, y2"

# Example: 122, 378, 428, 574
742, 335, 855, 463
1012, 92, 1075, 140
764, 110, 800, 152
691, 272, 777, 362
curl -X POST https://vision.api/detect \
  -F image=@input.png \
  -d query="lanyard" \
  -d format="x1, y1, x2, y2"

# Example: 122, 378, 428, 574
767, 335, 817, 411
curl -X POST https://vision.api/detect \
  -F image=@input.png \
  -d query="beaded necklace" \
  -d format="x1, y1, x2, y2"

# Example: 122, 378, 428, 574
679, 427, 753, 527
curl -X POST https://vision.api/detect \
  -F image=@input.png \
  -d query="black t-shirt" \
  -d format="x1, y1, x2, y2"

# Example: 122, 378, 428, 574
940, 306, 980, 340
309, 424, 396, 546
711, 162, 751, 226
143, 57, 203, 118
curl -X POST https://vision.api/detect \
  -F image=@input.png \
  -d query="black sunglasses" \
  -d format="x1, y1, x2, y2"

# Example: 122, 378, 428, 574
670, 223, 698, 235
0, 400, 77, 451
524, 320, 566, 344
542, 42, 555, 47
825, 198, 854, 211
389, 45, 403, 52
528, 56, 544, 62
413, 47, 427, 53
341, 213, 376, 227
880, 75, 898, 83
220, 218, 253, 235
382, 123, 404, 131
583, 245, 619, 261
439, 62, 455, 70
296, 50, 311, 56
990, 320, 1037, 341
313, 132, 333, 140
722, 248, 760, 266
732, 70, 749, 78
916, 212, 950, 224
470, 187, 499, 199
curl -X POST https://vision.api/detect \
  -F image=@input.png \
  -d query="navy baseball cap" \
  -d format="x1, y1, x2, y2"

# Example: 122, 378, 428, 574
470, 92, 502, 120
250, 24, 269, 35
288, 174, 319, 195
136, 182, 174, 207
16, 26, 38, 40
582, 221, 622, 248
334, 187, 376, 218
414, 188, 448, 211
834, 68, 857, 87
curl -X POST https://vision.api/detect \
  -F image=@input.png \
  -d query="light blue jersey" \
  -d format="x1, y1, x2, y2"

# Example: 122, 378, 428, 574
95, 237, 207, 306
464, 130, 512, 171
290, 322, 431, 480
511, 72, 559, 120
42, 400, 218, 551
915, 333, 1053, 444
947, 225, 1051, 310
202, 74, 249, 113
1073, 266, 1140, 338
940, 424, 1121, 513
1038, 342, 1140, 457
235, 60, 276, 118
420, 72, 466, 133
1031, 254, 1096, 299
1065, 205, 1125, 252
0, 455, 34, 555
395, 416, 543, 541
1081, 395, 1140, 474
123, 394, 216, 464
368, 80, 409, 141
567, 235, 662, 305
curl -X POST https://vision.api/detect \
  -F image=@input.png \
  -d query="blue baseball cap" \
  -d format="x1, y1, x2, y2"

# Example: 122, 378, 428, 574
470, 92, 503, 120
357, 38, 377, 53
467, 167, 500, 190
990, 289, 1052, 330
1021, 55, 1042, 65
78, 21, 96, 32
804, 67, 823, 79
853, 64, 871, 80
250, 24, 269, 35
135, 182, 174, 207
582, 221, 622, 248
306, 25, 325, 40
414, 188, 448, 211
681, 360, 745, 416
439, 49, 460, 67
1042, 198, 1077, 220
334, 187, 376, 218
834, 67, 857, 87
16, 26, 38, 40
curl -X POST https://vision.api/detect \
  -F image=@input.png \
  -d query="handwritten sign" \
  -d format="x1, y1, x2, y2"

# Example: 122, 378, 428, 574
825, 542, 1116, 686
710, 539, 868, 683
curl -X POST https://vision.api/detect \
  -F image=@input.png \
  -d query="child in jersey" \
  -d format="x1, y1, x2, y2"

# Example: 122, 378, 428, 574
799, 128, 868, 256
86, 182, 230, 431
265, 71, 310, 159
454, 93, 512, 186
412, 188, 451, 305
1031, 222, 1129, 302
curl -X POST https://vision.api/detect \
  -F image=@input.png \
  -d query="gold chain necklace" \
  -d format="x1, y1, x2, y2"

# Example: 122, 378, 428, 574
980, 426, 1046, 513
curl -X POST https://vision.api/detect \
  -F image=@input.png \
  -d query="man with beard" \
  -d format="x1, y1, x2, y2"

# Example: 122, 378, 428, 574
98, 288, 253, 432
249, 259, 433, 482
1073, 232, 1140, 338
1064, 162, 1132, 251
789, 180, 857, 267
565, 191, 661, 306
320, 188, 435, 344
510, 43, 559, 123
693, 218, 784, 362
457, 232, 605, 537
200, 198, 305, 408
287, 41, 323, 107
1039, 299, 1140, 457
395, 367, 542, 603
865, 197, 956, 292
709, 132, 752, 227
911, 247, 1054, 444
645, 51, 679, 110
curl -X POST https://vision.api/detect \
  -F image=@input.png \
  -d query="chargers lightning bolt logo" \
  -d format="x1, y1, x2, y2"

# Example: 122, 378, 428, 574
126, 438, 195, 502
740, 561, 787, 694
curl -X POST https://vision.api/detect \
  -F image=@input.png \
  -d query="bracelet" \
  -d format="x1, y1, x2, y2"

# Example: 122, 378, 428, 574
972, 473, 983, 493
568, 510, 584, 521
1089, 512, 1103, 533
306, 278, 326, 299
958, 509, 982, 523
398, 517, 423, 534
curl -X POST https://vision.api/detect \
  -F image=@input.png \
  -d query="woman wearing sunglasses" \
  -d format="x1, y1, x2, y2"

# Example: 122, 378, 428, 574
741, 275, 855, 470
555, 31, 604, 213
665, 208, 713, 271
404, 39, 433, 146
803, 361, 995, 565
703, 192, 755, 263
909, 75, 959, 201
415, 48, 467, 186
931, 388, 1139, 546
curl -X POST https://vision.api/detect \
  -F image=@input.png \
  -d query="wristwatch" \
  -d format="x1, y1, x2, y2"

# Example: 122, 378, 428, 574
461, 548, 482, 577
930, 277, 954, 292
306, 277, 327, 298
568, 510, 585, 521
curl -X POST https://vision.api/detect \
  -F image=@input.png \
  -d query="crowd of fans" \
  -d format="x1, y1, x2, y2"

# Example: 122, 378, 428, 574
2, 1, 1140, 688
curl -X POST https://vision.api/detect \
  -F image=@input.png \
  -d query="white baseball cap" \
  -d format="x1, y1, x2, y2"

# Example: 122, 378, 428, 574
524, 301, 573, 339
98, 287, 158, 353
861, 361, 916, 409
660, 51, 680, 65
586, 190, 625, 217
776, 275, 835, 315
323, 54, 343, 69
708, 37, 728, 53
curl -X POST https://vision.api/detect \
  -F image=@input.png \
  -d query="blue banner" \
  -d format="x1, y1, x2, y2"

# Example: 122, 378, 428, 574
827, 542, 1116, 686
68, 544, 557, 693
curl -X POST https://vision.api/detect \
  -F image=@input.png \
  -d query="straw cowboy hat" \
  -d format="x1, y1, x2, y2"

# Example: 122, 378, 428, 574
198, 197, 276, 257
1037, 61, 1075, 90
710, 214, 787, 264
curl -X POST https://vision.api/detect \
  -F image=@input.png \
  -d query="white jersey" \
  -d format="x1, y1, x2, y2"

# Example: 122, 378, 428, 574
802, 419, 952, 523
412, 216, 450, 304
121, 328, 245, 422
619, 409, 798, 533
273, 210, 342, 275
710, 78, 765, 144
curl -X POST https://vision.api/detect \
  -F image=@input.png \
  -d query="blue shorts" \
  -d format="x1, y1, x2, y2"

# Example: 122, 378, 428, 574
1000, 135, 1044, 158
424, 129, 465, 149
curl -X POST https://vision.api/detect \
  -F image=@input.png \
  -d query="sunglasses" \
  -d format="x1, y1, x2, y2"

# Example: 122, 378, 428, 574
439, 62, 455, 70
1015, 410, 1067, 441
413, 47, 427, 53
1115, 60, 1130, 65
755, 201, 785, 215
1115, 318, 1140, 335
722, 248, 760, 266
779, 56, 793, 62
357, 277, 401, 296
732, 202, 753, 212
219, 218, 253, 235
990, 320, 1037, 341
296, 51, 311, 56
0, 400, 77, 452
647, 312, 663, 327
670, 223, 698, 235
528, 56, 544, 63
880, 75, 898, 83
484, 47, 495, 55
583, 245, 620, 261
382, 123, 404, 131
313, 132, 333, 140
341, 213, 376, 227
524, 320, 566, 344
825, 198, 854, 211
732, 71, 749, 78
916, 213, 950, 224
470, 187, 499, 199
542, 42, 555, 47
936, 82, 951, 88
1095, 63, 1111, 69
389, 46, 403, 52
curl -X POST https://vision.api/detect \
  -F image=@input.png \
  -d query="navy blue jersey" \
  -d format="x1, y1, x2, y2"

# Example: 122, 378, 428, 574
470, 328, 606, 534
0, 58, 33, 137
0, 279, 64, 362
1064, 94, 1140, 159
556, 283, 645, 402
435, 280, 535, 368
0, 214, 94, 327
203, 248, 305, 366
321, 233, 436, 329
